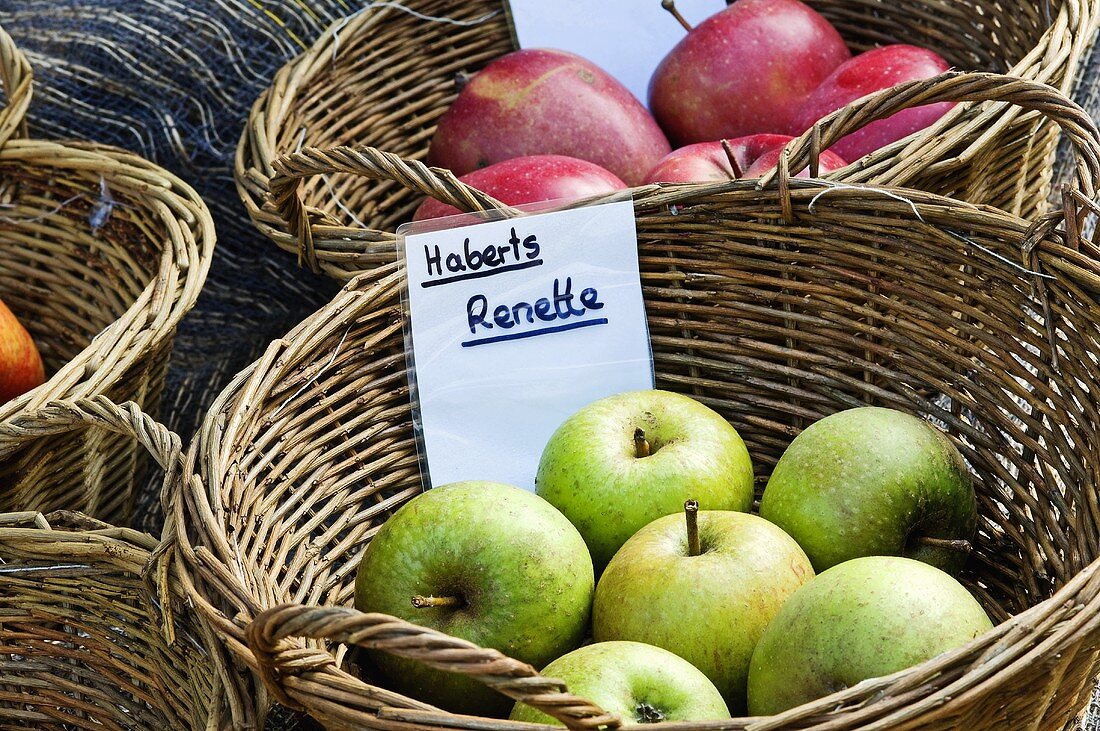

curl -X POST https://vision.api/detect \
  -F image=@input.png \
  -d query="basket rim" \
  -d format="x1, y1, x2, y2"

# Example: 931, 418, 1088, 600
233, 0, 1100, 280
176, 166, 1100, 726
242, 555, 1100, 731
0, 24, 32, 147
0, 137, 216, 431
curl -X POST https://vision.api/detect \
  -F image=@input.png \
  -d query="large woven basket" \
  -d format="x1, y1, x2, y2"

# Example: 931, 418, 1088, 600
180, 73, 1100, 729
0, 397, 231, 730
0, 28, 215, 524
235, 0, 1099, 281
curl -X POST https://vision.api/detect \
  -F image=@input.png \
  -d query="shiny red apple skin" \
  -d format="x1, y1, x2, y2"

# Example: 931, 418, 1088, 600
427, 49, 671, 186
648, 0, 851, 147
413, 155, 627, 221
0, 297, 45, 404
643, 135, 847, 184
789, 44, 954, 161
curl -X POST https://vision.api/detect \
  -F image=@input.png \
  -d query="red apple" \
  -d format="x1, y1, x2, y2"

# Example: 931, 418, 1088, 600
790, 44, 953, 161
648, 0, 851, 147
413, 155, 627, 221
428, 49, 671, 186
0, 297, 45, 403
643, 135, 847, 184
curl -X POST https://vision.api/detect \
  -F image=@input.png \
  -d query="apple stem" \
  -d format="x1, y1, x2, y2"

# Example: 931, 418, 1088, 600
411, 595, 463, 609
661, 0, 694, 32
685, 500, 701, 557
634, 428, 652, 458
636, 702, 666, 724
454, 70, 472, 93
915, 536, 973, 554
721, 139, 744, 180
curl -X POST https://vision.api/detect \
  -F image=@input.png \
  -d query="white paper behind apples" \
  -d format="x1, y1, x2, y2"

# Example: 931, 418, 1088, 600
507, 0, 726, 106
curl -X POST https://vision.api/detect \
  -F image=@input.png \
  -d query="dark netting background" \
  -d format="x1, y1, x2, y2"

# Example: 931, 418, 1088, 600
0, 1, 1098, 729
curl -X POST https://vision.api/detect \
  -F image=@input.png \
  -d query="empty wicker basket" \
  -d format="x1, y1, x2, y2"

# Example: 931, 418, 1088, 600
0, 397, 231, 730
181, 73, 1100, 729
0, 26, 215, 524
236, 0, 1100, 281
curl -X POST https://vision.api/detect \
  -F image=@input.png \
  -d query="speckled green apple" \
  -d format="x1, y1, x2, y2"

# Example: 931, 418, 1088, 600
747, 556, 994, 715
535, 390, 754, 571
509, 641, 730, 726
354, 481, 594, 716
760, 407, 976, 573
593, 508, 813, 712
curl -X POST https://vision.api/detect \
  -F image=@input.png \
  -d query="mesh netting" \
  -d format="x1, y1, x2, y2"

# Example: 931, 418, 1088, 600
1, 1, 1099, 728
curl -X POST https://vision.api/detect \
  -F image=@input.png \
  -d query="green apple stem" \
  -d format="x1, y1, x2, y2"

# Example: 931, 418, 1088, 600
721, 139, 745, 180
411, 594, 463, 609
661, 0, 694, 32
685, 499, 701, 557
634, 428, 652, 458
636, 702, 666, 724
915, 536, 973, 554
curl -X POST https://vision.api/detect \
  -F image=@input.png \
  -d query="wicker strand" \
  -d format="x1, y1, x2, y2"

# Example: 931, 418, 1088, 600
248, 604, 621, 730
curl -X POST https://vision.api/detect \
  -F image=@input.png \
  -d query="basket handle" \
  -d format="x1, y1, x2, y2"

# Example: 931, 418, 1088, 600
268, 146, 514, 272
247, 603, 622, 730
0, 395, 181, 476
758, 71, 1100, 227
268, 72, 1100, 274
0, 25, 32, 146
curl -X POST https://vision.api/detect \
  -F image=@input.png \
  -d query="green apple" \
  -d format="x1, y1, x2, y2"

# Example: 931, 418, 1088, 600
354, 481, 594, 716
536, 390, 754, 570
747, 555, 994, 715
760, 407, 976, 573
509, 641, 730, 725
592, 505, 813, 713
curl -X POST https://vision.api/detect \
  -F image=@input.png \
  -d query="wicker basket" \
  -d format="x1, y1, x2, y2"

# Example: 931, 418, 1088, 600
0, 397, 232, 730
235, 0, 1099, 281
0, 29, 215, 524
181, 73, 1100, 729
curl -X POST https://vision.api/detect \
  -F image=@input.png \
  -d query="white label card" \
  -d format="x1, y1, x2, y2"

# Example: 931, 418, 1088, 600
401, 200, 654, 490
507, 0, 726, 106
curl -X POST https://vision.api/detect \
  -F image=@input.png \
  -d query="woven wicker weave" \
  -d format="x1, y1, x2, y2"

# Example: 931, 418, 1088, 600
180, 73, 1100, 729
0, 397, 229, 730
0, 28, 215, 524
235, 0, 1100, 281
